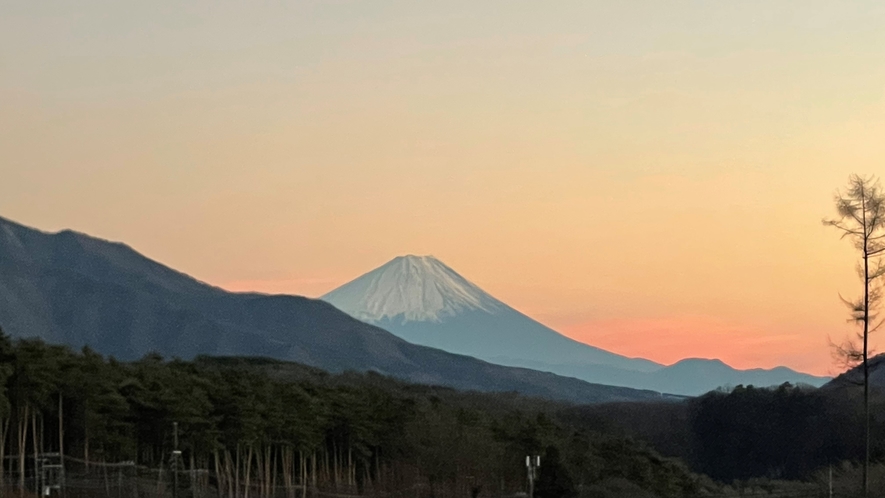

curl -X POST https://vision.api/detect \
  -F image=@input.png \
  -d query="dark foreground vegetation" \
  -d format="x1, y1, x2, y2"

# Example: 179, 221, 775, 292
0, 337, 702, 498
571, 381, 885, 496
0, 333, 704, 498
0, 331, 878, 497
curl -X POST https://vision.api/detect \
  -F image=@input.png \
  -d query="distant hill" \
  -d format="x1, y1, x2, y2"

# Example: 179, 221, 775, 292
323, 255, 830, 395
0, 216, 662, 404
823, 353, 885, 391
509, 357, 830, 396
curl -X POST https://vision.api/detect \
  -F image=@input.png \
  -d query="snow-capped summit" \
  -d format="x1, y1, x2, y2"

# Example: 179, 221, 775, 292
322, 255, 664, 376
321, 255, 504, 324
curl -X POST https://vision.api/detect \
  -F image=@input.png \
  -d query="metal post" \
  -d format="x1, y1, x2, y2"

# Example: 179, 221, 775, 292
59, 392, 65, 498
173, 422, 180, 498
526, 457, 533, 498
35, 448, 40, 496
526, 455, 540, 498
829, 465, 833, 498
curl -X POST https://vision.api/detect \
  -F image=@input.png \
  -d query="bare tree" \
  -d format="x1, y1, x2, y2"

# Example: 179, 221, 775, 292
824, 174, 885, 498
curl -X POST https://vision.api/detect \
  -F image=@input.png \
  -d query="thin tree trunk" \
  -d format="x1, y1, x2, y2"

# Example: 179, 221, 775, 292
103, 459, 110, 497
301, 451, 307, 498
225, 449, 235, 498
231, 450, 237, 498
266, 445, 271, 498
157, 462, 164, 496
0, 417, 7, 492
39, 413, 44, 454
255, 448, 262, 498
375, 449, 381, 489
323, 446, 329, 486
58, 393, 64, 472
236, 445, 242, 498
265, 445, 271, 498
190, 452, 196, 498
31, 413, 39, 496
214, 450, 224, 498
293, 448, 300, 498
282, 448, 292, 498
245, 444, 254, 498
284, 447, 290, 498
84, 426, 90, 471
348, 445, 353, 487
333, 441, 339, 488
218, 451, 225, 498
311, 451, 317, 490
863, 193, 871, 498
271, 446, 278, 498
17, 404, 28, 496
263, 445, 268, 498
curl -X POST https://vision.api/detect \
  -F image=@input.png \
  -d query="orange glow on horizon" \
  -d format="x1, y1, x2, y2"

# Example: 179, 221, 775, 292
557, 316, 846, 377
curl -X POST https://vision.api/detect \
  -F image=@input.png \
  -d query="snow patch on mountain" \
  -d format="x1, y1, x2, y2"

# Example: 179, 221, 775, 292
322, 255, 504, 323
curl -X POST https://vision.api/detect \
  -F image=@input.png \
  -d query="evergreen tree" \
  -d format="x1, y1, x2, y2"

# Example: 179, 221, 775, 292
534, 446, 575, 498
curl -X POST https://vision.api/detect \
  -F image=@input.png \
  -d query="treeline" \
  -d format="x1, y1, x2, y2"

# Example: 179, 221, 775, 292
567, 382, 881, 484
0, 332, 707, 498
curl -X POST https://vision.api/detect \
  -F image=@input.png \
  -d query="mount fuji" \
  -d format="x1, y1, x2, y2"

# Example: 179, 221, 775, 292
322, 255, 660, 373
322, 255, 831, 395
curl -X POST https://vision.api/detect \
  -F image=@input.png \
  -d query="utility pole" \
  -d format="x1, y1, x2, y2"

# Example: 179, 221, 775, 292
173, 422, 181, 498
59, 392, 65, 498
526, 455, 540, 498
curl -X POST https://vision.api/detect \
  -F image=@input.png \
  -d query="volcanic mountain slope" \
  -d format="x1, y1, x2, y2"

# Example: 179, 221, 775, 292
0, 216, 661, 404
322, 256, 830, 395
322, 255, 661, 372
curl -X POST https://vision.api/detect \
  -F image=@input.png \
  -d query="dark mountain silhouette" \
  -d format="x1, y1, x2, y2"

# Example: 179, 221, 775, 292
323, 256, 830, 395
0, 216, 662, 404
823, 353, 885, 391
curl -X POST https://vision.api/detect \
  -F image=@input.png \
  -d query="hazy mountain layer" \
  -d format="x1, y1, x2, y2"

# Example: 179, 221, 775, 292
0, 216, 662, 404
323, 255, 830, 395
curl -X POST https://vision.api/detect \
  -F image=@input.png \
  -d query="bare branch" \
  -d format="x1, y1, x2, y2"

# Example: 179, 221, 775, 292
823, 219, 864, 236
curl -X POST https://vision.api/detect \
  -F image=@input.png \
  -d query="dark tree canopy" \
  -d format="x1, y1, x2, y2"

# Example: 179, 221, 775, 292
0, 332, 703, 498
535, 446, 576, 498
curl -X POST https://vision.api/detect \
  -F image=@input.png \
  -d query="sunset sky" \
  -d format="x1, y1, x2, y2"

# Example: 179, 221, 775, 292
3, 1, 885, 376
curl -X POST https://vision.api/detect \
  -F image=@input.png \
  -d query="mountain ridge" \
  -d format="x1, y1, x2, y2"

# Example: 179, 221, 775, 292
823, 353, 885, 390
0, 216, 663, 404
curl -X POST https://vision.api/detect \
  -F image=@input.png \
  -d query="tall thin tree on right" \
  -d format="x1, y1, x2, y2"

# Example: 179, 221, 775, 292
824, 174, 885, 497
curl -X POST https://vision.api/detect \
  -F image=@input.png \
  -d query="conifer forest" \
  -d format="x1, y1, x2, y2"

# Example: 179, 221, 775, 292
0, 331, 879, 498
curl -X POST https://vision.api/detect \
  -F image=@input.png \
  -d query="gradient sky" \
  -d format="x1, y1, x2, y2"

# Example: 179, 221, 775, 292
3, 1, 885, 376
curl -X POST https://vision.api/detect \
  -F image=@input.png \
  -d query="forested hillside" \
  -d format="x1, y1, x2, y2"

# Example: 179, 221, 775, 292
3, 330, 878, 497
0, 332, 705, 498
568, 382, 885, 492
